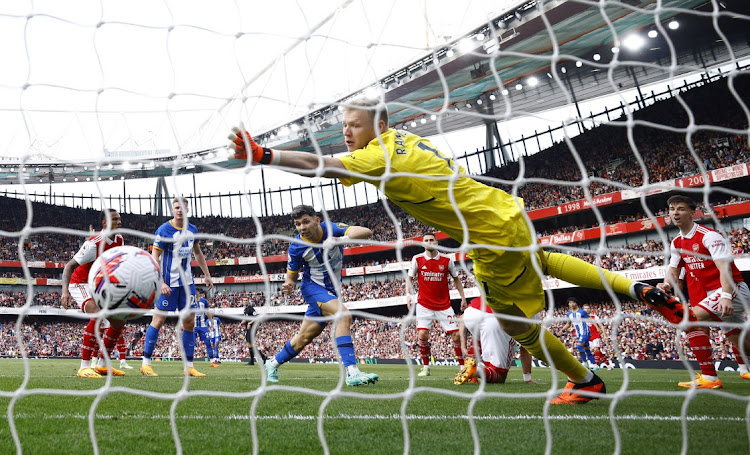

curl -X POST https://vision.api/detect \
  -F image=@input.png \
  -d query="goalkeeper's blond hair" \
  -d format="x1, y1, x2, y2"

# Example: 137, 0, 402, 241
340, 96, 389, 128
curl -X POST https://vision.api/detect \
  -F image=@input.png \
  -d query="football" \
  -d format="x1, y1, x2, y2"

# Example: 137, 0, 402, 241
87, 245, 161, 320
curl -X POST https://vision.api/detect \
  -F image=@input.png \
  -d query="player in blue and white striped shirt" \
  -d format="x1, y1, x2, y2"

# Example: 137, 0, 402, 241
562, 297, 597, 369
264, 205, 379, 386
141, 197, 215, 377
193, 288, 214, 367
208, 313, 222, 365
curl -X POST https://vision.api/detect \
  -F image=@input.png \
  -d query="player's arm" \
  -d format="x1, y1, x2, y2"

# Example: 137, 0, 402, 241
458, 318, 468, 356
658, 241, 683, 294
344, 225, 373, 241
193, 242, 214, 290
520, 347, 537, 384
60, 258, 81, 309
405, 257, 418, 313
658, 266, 681, 294
152, 247, 171, 297
228, 129, 348, 178
282, 270, 299, 295
61, 240, 97, 308
715, 258, 736, 317
452, 274, 467, 312
447, 258, 467, 311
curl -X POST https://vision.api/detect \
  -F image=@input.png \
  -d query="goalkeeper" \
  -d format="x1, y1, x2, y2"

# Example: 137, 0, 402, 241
229, 97, 682, 404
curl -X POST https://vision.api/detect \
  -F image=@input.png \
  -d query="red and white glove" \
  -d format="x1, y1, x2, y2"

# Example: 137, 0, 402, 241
227, 127, 277, 164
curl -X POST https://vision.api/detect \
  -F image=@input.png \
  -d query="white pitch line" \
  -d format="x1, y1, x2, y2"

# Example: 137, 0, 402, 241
2, 413, 747, 422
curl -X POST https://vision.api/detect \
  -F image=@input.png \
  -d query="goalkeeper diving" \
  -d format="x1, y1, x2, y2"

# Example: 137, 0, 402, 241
228, 97, 684, 404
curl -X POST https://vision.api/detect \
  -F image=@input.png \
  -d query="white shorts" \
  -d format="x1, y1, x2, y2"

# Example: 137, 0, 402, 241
462, 306, 518, 371
695, 281, 750, 335
589, 337, 601, 349
69, 284, 109, 328
68, 283, 93, 311
416, 304, 459, 333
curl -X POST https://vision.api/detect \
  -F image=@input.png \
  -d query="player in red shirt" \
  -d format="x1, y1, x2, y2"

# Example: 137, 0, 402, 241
61, 209, 128, 378
454, 297, 535, 384
407, 232, 467, 377
658, 195, 750, 388
582, 304, 612, 370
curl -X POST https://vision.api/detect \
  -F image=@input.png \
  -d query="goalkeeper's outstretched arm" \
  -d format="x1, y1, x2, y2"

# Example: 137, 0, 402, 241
228, 128, 348, 178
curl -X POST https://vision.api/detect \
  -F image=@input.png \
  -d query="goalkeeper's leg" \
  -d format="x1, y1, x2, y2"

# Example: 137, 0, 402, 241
543, 251, 671, 305
474, 261, 604, 404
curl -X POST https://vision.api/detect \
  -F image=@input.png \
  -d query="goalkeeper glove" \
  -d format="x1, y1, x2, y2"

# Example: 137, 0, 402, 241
227, 127, 278, 164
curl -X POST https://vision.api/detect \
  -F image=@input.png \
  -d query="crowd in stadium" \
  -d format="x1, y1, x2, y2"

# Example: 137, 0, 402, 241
1, 224, 748, 310
0, 75, 748, 371
0, 299, 741, 366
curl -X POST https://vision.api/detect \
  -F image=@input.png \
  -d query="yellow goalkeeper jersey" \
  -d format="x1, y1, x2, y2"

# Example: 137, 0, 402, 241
338, 128, 531, 251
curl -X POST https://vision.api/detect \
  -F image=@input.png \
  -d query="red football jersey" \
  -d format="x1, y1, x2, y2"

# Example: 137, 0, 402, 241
70, 232, 124, 284
669, 223, 743, 300
588, 313, 601, 341
408, 252, 458, 311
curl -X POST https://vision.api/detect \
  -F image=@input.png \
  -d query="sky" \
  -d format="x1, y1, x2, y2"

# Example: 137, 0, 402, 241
0, 0, 519, 161
0, 0, 523, 215
0, 0, 745, 217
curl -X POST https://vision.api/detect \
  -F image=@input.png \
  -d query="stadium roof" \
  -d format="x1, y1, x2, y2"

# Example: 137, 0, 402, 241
1, 0, 746, 186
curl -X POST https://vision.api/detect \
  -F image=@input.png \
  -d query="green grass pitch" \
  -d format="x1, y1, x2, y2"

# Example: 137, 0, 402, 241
1, 359, 748, 454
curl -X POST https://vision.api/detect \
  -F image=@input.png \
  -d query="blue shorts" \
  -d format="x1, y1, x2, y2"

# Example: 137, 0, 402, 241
195, 327, 210, 341
211, 336, 221, 345
576, 333, 591, 346
301, 282, 338, 327
156, 284, 196, 312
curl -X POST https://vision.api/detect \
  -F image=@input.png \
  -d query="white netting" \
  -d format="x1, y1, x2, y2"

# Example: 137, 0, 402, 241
1, 1, 750, 454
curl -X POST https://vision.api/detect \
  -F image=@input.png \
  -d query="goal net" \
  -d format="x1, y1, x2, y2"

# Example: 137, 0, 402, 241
1, 1, 749, 453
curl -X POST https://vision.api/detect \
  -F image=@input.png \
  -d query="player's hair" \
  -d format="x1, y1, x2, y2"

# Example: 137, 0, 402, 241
341, 96, 389, 128
667, 195, 697, 210
172, 196, 190, 208
100, 208, 118, 221
567, 297, 578, 304
422, 232, 437, 240
196, 288, 206, 296
291, 204, 317, 220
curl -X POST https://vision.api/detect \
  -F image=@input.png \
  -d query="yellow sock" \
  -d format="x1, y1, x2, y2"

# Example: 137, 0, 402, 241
544, 252, 634, 297
514, 324, 588, 382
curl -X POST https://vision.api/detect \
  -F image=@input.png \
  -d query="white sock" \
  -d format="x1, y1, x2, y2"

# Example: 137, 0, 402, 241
142, 358, 151, 366
628, 282, 641, 299
739, 364, 748, 374
574, 370, 595, 384
187, 361, 194, 368
347, 365, 360, 376
80, 360, 91, 369
523, 373, 533, 382
269, 358, 280, 368
90, 358, 98, 368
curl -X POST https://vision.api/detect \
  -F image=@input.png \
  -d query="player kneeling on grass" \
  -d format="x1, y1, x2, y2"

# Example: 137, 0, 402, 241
61, 209, 127, 379
264, 205, 378, 386
454, 297, 536, 385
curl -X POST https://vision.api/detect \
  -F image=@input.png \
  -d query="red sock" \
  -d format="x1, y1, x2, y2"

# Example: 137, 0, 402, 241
732, 345, 746, 365
594, 350, 606, 365
686, 329, 717, 377
101, 326, 124, 361
452, 337, 464, 366
418, 339, 430, 366
483, 363, 507, 383
81, 319, 98, 362
117, 335, 127, 360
